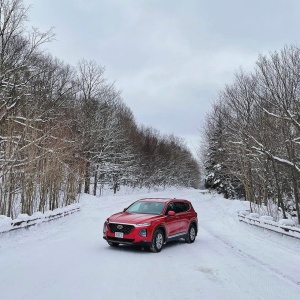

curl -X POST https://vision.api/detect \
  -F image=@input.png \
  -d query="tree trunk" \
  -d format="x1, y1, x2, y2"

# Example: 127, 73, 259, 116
84, 161, 90, 194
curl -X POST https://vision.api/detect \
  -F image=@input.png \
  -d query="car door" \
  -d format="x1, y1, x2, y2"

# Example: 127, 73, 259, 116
173, 201, 191, 233
164, 202, 181, 237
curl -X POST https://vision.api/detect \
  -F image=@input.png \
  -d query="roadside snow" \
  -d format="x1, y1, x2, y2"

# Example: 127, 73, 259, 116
0, 204, 80, 233
238, 210, 300, 239
279, 219, 296, 226
0, 188, 300, 300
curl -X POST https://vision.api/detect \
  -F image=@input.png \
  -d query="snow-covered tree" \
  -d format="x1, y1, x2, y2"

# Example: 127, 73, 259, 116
202, 45, 300, 224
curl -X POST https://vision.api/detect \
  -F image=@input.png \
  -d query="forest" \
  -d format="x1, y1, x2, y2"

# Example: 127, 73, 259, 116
0, 0, 200, 218
203, 45, 300, 224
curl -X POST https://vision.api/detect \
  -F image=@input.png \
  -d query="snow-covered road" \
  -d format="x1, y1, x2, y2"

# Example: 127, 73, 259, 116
1, 188, 300, 300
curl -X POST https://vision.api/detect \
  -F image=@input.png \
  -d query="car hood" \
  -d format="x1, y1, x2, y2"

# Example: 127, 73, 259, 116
108, 212, 159, 224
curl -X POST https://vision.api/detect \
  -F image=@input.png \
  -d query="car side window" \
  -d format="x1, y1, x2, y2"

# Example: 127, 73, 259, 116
174, 202, 190, 213
183, 202, 190, 211
165, 202, 175, 215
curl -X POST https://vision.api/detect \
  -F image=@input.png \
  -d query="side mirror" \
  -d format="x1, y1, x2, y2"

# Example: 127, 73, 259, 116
167, 210, 176, 216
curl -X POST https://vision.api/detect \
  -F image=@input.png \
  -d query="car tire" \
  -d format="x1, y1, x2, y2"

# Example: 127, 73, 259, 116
150, 229, 164, 253
108, 241, 119, 247
185, 224, 196, 243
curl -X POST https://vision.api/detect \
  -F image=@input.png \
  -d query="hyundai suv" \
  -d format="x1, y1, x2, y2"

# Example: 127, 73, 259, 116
103, 198, 198, 252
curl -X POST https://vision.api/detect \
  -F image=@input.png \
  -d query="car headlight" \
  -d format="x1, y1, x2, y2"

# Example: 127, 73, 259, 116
136, 222, 151, 227
103, 220, 109, 233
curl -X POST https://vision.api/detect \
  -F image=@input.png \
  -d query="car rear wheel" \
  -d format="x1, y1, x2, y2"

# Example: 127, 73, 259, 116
150, 229, 164, 253
108, 241, 119, 247
185, 224, 196, 243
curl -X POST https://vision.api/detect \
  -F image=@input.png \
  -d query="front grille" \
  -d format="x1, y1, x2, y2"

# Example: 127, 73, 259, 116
109, 223, 134, 234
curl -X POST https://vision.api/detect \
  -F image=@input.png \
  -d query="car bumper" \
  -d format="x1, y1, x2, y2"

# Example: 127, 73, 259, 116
103, 222, 153, 245
103, 236, 152, 246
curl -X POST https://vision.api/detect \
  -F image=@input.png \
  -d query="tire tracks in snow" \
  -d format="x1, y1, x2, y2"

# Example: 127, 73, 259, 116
201, 225, 300, 288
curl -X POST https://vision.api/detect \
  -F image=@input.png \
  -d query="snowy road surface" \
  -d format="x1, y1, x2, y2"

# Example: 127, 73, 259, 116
1, 188, 300, 300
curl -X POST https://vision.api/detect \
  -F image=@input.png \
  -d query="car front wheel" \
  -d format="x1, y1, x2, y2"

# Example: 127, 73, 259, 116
150, 229, 164, 253
185, 224, 196, 243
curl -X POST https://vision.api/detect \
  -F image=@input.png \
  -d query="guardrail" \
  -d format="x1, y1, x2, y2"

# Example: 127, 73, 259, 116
238, 210, 300, 239
0, 204, 80, 234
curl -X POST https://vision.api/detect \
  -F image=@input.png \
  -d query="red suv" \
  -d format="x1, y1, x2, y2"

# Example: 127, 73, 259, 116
103, 198, 198, 252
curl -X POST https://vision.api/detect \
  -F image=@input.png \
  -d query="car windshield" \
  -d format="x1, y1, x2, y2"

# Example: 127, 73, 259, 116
125, 201, 165, 215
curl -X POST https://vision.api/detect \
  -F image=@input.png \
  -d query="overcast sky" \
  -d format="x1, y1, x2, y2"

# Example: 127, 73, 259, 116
23, 0, 300, 153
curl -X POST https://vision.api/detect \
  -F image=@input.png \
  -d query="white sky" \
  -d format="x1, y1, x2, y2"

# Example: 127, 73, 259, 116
23, 0, 300, 153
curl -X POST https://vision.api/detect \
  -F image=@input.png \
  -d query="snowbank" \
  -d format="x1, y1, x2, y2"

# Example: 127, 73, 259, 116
0, 204, 80, 233
238, 211, 300, 239
0, 215, 12, 232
